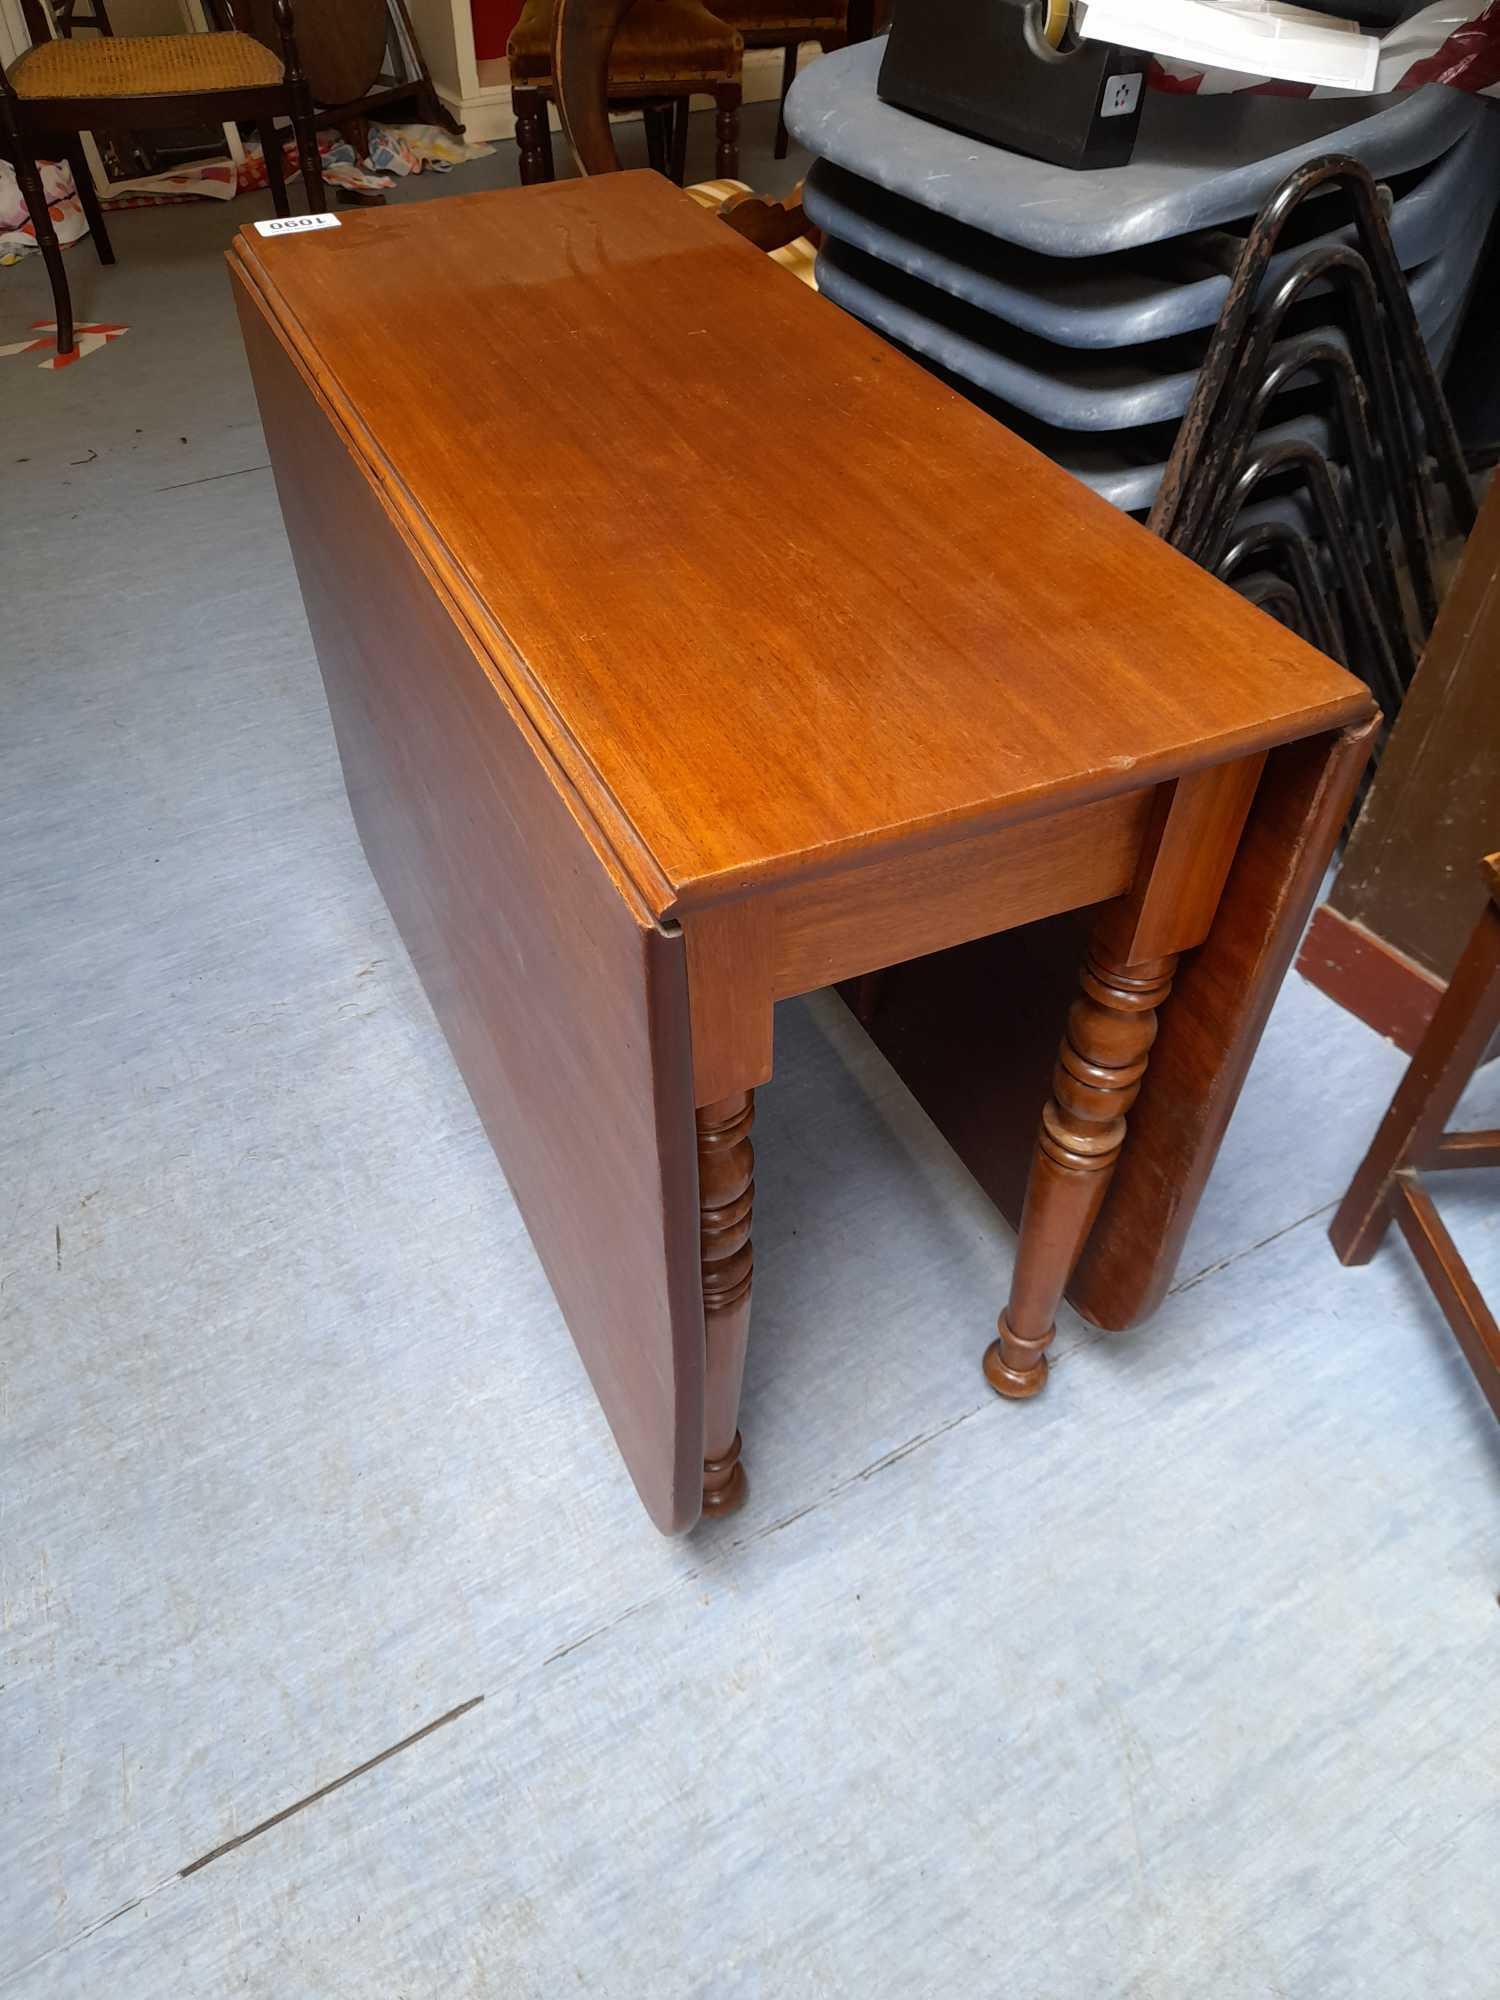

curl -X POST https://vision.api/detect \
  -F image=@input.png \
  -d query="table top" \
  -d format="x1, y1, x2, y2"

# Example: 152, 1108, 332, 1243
231, 173, 1371, 919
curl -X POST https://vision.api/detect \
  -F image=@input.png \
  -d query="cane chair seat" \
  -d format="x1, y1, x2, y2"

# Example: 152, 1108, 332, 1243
8, 29, 284, 98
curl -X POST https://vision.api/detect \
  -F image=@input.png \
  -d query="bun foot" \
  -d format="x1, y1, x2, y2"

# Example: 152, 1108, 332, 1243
984, 1323, 1049, 1401
702, 1432, 748, 1516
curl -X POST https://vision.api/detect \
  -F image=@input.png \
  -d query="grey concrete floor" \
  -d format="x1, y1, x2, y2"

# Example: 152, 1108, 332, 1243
4, 103, 1499, 2000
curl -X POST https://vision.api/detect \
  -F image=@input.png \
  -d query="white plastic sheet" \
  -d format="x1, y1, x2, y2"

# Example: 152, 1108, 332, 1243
1077, 0, 1500, 97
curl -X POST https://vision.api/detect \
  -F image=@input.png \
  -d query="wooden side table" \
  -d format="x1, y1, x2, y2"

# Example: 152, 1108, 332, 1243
229, 174, 1375, 1533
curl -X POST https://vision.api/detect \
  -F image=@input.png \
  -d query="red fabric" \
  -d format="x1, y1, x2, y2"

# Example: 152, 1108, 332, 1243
1396, 0, 1500, 90
1147, 60, 1315, 95
472, 0, 523, 61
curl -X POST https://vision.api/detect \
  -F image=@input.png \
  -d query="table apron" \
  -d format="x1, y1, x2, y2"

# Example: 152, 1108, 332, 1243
768, 789, 1157, 1000
682, 784, 1159, 1106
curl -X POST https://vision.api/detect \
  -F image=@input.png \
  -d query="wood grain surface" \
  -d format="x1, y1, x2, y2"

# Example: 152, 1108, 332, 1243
1331, 854, 1500, 1267
233, 273, 708, 1534
229, 174, 1369, 922
245, 0, 388, 106
1298, 903, 1446, 1055
1307, 472, 1500, 1027
768, 789, 1153, 999
1330, 853, 1500, 1421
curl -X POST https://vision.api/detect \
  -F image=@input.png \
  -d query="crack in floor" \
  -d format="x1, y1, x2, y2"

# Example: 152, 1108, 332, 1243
177, 1695, 486, 1881
1166, 1201, 1338, 1300
152, 462, 271, 494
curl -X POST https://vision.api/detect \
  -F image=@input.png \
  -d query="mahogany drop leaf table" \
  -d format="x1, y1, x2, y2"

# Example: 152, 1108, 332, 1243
230, 173, 1376, 1533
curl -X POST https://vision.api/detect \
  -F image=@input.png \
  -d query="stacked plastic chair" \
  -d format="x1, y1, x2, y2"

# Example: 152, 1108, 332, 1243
786, 39, 1499, 519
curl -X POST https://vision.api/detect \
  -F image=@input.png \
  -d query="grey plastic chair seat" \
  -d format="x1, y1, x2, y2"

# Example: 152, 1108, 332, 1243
1415, 206, 1498, 371
801, 106, 1500, 350
1083, 421, 1341, 514
814, 223, 1477, 431
844, 323, 1337, 510
1078, 280, 1464, 505
948, 377, 1337, 513
785, 37, 1478, 256
994, 403, 1414, 516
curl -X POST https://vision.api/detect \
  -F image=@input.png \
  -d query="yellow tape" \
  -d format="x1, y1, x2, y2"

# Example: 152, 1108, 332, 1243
1043, 0, 1070, 46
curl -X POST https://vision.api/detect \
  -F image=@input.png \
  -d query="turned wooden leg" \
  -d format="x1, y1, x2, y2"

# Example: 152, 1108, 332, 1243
699, 1091, 754, 1517
986, 949, 1178, 1398
513, 87, 549, 186
984, 757, 1266, 1396
714, 84, 741, 181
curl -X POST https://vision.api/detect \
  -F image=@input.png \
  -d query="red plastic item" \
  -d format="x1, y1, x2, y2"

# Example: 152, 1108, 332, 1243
472, 0, 523, 62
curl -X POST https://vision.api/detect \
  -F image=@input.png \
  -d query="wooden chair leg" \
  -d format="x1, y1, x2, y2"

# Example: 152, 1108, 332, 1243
289, 85, 326, 212
539, 95, 556, 180
3, 113, 73, 354
1390, 1173, 1500, 1420
851, 969, 886, 1026
987, 948, 1178, 1398
774, 40, 797, 159
513, 85, 550, 185
259, 119, 291, 217
714, 83, 741, 181
337, 113, 372, 159
1331, 876, 1500, 1266
415, 77, 462, 134
669, 96, 690, 185
642, 103, 670, 176
698, 1091, 754, 1518
64, 136, 113, 264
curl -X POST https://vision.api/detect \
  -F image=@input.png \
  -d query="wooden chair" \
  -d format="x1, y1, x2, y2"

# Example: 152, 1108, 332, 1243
51, 0, 116, 38
712, 2, 848, 160
552, 0, 817, 283
1331, 852, 1500, 1422
1, 0, 326, 358
508, 0, 743, 187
